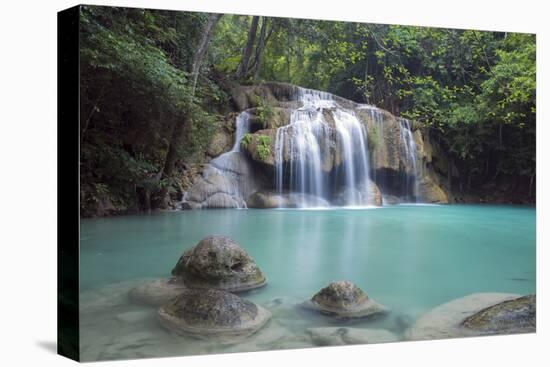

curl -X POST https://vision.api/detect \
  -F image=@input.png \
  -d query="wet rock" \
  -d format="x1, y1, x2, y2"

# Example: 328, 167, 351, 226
247, 107, 292, 131
158, 289, 271, 340
307, 327, 398, 346
382, 195, 401, 205
172, 235, 267, 292
246, 191, 330, 208
128, 278, 187, 307
461, 294, 535, 334
334, 180, 382, 206
182, 152, 256, 209
406, 293, 534, 341
418, 176, 450, 204
241, 129, 277, 165
246, 191, 286, 208
206, 130, 232, 158
303, 281, 387, 319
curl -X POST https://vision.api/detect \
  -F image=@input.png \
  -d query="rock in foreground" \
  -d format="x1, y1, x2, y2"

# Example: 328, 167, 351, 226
158, 289, 271, 340
172, 235, 267, 292
406, 293, 535, 340
303, 281, 387, 318
461, 294, 535, 334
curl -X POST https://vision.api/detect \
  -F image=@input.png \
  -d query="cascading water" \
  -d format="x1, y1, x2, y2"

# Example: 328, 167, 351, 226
333, 109, 371, 205
230, 112, 251, 152
274, 88, 374, 207
183, 84, 426, 209
185, 112, 252, 208
398, 118, 419, 201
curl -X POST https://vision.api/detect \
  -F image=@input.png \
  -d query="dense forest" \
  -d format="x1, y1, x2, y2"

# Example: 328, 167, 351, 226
79, 6, 535, 216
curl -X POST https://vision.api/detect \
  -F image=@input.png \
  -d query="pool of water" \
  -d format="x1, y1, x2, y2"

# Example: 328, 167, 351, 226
79, 205, 536, 361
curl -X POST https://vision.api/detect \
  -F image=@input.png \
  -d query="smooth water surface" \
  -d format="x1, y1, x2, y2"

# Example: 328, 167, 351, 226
79, 205, 535, 360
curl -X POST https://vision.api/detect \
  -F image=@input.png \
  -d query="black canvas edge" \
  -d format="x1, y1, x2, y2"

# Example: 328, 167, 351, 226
57, 4, 81, 362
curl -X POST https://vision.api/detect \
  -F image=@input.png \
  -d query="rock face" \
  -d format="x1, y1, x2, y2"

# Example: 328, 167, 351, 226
183, 152, 258, 209
334, 180, 382, 206
461, 294, 535, 334
158, 289, 271, 340
303, 281, 387, 318
406, 293, 535, 341
128, 278, 187, 307
172, 235, 267, 292
307, 327, 398, 346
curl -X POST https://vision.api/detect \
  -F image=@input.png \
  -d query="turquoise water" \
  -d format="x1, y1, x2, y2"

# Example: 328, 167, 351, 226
79, 205, 536, 360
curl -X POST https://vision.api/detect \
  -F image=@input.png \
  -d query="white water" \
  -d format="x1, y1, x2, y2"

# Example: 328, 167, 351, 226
274, 88, 374, 207
192, 87, 422, 209
398, 118, 420, 201
231, 112, 251, 152
333, 109, 371, 205
188, 112, 252, 208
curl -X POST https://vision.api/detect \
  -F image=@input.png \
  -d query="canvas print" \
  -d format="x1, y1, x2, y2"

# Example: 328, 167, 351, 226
58, 4, 536, 362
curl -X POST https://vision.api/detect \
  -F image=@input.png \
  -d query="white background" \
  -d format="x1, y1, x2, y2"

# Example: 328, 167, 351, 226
0, 0, 547, 366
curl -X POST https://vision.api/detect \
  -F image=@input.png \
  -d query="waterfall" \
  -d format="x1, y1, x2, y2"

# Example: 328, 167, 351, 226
398, 118, 419, 202
188, 112, 252, 208
274, 88, 373, 207
332, 109, 371, 205
183, 84, 428, 210
230, 112, 251, 152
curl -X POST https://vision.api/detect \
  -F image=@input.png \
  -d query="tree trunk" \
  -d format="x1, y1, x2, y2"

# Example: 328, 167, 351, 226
190, 13, 223, 95
251, 17, 269, 81
160, 13, 222, 185
162, 114, 188, 179
235, 16, 260, 79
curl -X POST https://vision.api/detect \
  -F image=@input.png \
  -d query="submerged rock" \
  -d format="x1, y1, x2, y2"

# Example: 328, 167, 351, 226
115, 310, 152, 324
303, 281, 387, 319
461, 294, 535, 334
406, 293, 535, 341
158, 289, 271, 340
172, 235, 267, 292
307, 327, 398, 346
128, 278, 187, 307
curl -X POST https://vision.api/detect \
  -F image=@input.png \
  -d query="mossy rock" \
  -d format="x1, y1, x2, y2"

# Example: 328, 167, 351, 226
172, 235, 267, 292
303, 281, 387, 319
461, 294, 535, 334
241, 130, 276, 166
158, 289, 271, 340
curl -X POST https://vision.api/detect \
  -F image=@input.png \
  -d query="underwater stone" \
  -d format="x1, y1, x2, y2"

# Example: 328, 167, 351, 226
128, 277, 187, 307
158, 289, 271, 340
303, 281, 387, 318
461, 294, 535, 334
405, 293, 534, 340
172, 235, 267, 292
307, 327, 398, 346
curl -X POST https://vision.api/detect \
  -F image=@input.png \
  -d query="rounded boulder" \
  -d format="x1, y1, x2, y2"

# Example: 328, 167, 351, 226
172, 235, 267, 292
303, 281, 387, 318
158, 289, 271, 340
